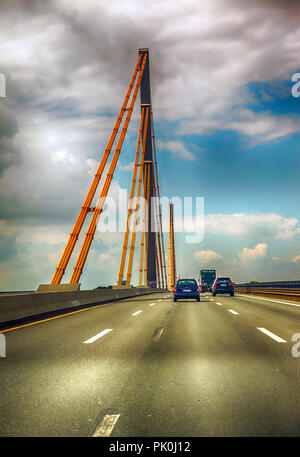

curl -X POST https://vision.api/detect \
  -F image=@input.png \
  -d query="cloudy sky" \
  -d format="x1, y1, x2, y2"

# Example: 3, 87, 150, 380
1, 0, 300, 290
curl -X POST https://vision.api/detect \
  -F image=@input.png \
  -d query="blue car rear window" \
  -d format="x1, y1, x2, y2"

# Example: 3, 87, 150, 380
177, 280, 197, 287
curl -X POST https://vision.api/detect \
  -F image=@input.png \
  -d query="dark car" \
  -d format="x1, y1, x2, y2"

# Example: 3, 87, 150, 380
212, 277, 234, 296
173, 279, 200, 302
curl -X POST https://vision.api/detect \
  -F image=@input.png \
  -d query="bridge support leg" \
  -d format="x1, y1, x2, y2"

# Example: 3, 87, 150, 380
139, 48, 156, 287
168, 203, 176, 292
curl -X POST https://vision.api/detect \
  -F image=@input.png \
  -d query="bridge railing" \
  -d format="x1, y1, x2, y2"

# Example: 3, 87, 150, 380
234, 280, 300, 297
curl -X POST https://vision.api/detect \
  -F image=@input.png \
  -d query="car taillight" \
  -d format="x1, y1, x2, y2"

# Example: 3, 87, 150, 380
229, 280, 234, 287
197, 287, 199, 292
174, 286, 177, 293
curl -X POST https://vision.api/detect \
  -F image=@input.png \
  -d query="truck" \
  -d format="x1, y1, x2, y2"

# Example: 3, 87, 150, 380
199, 269, 216, 292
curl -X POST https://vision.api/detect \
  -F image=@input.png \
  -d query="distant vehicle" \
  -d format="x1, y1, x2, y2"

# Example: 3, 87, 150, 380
199, 269, 216, 292
212, 277, 234, 296
173, 279, 200, 302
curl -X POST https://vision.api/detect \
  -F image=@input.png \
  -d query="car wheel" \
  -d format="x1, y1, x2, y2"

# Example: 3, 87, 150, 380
196, 297, 200, 302
212, 293, 216, 296
230, 292, 234, 297
174, 297, 177, 302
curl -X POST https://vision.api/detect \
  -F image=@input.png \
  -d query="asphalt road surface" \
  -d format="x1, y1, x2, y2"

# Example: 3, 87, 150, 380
0, 292, 299, 437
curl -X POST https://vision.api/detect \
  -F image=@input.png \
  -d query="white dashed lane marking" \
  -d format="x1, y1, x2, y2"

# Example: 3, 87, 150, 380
131, 310, 143, 316
92, 414, 120, 437
257, 327, 287, 343
83, 329, 113, 344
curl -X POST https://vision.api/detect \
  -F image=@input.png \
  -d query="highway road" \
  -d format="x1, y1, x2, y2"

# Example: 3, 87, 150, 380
0, 291, 299, 437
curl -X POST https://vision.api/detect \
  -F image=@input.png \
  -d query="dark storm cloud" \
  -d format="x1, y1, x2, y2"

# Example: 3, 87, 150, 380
0, 0, 50, 13
0, 0, 299, 224
0, 0, 169, 224
0, 104, 17, 138
0, 104, 20, 176
0, 0, 299, 289
49, 4, 167, 96
227, 0, 300, 13
0, 0, 165, 110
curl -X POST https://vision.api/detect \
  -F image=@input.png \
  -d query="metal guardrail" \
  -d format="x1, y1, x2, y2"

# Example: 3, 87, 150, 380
234, 281, 300, 297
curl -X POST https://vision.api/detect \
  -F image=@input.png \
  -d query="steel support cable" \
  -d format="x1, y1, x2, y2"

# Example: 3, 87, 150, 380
172, 206, 176, 287
151, 169, 162, 287
150, 110, 167, 288
139, 163, 148, 286
69, 53, 147, 284
155, 175, 167, 287
51, 54, 143, 284
143, 163, 151, 286
168, 203, 175, 291
155, 236, 161, 288
168, 204, 171, 291
152, 169, 164, 288
125, 108, 149, 285
117, 107, 145, 285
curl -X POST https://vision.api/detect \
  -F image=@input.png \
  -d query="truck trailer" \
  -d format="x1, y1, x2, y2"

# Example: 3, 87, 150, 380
199, 269, 216, 292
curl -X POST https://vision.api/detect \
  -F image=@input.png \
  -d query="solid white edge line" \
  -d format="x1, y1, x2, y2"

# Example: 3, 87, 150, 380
92, 414, 120, 437
238, 294, 300, 308
228, 309, 239, 315
216, 302, 223, 306
257, 327, 287, 343
84, 328, 113, 344
131, 310, 142, 316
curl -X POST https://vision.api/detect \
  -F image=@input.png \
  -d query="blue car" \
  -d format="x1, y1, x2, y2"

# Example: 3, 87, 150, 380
212, 277, 234, 296
173, 279, 200, 302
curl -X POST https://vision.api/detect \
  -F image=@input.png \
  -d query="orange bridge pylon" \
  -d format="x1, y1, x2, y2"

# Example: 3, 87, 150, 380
168, 203, 176, 292
50, 49, 166, 289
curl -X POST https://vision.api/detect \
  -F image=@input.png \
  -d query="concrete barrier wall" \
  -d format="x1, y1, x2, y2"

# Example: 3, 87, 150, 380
0, 288, 166, 328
